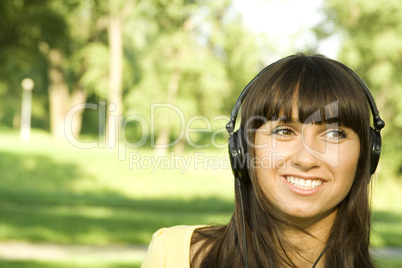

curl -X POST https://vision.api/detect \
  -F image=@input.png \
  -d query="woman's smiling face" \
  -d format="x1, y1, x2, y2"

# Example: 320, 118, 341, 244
253, 112, 360, 226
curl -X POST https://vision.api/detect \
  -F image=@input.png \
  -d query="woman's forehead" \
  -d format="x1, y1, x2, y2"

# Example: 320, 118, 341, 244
272, 101, 340, 124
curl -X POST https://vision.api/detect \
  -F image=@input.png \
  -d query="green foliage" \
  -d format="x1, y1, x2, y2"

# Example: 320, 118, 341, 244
124, 0, 261, 149
317, 0, 402, 181
0, 0, 92, 129
0, 1, 48, 125
0, 0, 262, 149
71, 43, 110, 99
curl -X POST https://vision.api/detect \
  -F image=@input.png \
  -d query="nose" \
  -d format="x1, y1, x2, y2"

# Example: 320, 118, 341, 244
291, 137, 321, 171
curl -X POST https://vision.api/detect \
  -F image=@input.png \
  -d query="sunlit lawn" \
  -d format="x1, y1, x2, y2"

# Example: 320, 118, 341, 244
0, 260, 142, 268
0, 128, 401, 267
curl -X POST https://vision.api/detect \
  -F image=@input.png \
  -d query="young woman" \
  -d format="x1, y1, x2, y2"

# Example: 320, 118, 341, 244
141, 54, 385, 267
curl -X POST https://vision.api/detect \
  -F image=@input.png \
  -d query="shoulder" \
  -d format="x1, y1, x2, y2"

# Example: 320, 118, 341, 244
141, 225, 206, 268
153, 225, 204, 239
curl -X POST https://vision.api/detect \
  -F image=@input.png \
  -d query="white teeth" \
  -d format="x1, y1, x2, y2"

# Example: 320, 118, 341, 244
286, 176, 323, 190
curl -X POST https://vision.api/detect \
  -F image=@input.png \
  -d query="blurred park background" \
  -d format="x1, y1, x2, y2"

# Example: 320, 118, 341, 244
0, 0, 401, 267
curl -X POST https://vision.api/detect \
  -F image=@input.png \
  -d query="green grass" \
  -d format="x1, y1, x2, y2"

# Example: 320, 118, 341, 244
0, 260, 142, 268
0, 129, 234, 246
374, 258, 402, 268
371, 174, 402, 248
0, 128, 401, 266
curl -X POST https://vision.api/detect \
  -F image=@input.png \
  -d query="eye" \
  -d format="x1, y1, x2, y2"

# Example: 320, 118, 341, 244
271, 126, 296, 137
324, 129, 347, 140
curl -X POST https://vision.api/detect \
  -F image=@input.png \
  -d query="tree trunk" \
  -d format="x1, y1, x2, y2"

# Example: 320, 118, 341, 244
48, 48, 70, 139
154, 69, 181, 156
107, 10, 123, 147
70, 85, 87, 137
46, 46, 88, 140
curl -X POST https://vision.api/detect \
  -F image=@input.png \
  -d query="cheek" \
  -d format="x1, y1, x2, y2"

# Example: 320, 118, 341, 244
333, 143, 360, 192
254, 149, 278, 198
254, 150, 289, 206
254, 150, 287, 170
254, 149, 276, 185
255, 167, 278, 207
341, 143, 360, 174
254, 138, 292, 171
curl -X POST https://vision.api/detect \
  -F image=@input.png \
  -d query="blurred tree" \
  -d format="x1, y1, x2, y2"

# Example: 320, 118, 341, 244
106, 0, 138, 145
0, 0, 263, 149
0, 0, 107, 138
0, 0, 65, 130
317, 0, 402, 179
44, 0, 109, 139
125, 0, 261, 154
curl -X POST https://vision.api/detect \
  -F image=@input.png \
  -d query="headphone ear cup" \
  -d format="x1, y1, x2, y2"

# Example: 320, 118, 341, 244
229, 129, 247, 179
369, 127, 382, 175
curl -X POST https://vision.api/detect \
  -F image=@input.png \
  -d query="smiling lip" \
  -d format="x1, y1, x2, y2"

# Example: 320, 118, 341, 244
282, 175, 326, 195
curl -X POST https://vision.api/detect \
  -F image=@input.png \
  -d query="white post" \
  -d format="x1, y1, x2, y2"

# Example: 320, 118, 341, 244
20, 78, 34, 142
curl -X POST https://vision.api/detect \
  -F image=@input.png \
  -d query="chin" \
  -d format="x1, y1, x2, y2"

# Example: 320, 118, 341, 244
285, 207, 338, 228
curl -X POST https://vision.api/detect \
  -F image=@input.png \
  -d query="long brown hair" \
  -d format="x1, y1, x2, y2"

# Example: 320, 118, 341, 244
191, 54, 375, 267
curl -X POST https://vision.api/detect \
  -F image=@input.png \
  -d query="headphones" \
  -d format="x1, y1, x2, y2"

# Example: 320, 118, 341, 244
226, 57, 385, 180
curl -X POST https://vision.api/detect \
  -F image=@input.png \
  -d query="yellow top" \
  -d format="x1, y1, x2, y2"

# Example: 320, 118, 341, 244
141, 225, 205, 268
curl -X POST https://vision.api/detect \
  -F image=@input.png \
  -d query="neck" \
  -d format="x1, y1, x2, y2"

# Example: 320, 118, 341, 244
280, 208, 338, 267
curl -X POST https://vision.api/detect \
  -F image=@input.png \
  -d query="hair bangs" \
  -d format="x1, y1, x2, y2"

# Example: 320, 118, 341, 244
295, 58, 369, 134
243, 55, 370, 134
241, 58, 304, 129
